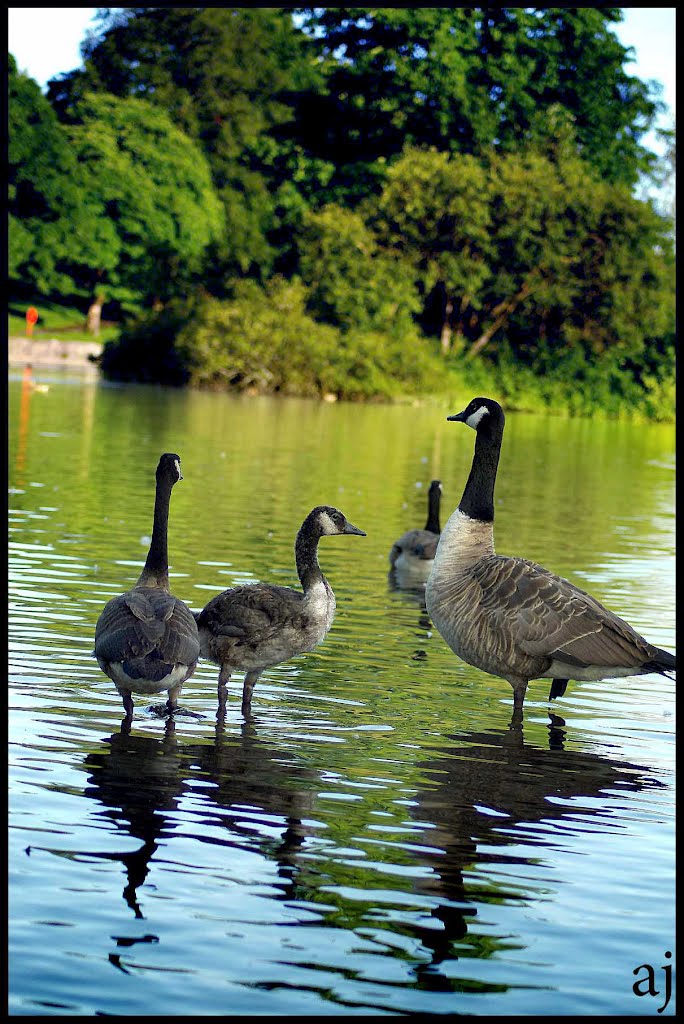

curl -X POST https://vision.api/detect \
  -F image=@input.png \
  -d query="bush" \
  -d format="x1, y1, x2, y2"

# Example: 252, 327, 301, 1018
99, 301, 195, 385
455, 337, 676, 420
98, 278, 451, 401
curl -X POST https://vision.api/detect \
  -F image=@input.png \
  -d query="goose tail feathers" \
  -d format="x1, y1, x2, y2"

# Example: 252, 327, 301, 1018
646, 647, 676, 678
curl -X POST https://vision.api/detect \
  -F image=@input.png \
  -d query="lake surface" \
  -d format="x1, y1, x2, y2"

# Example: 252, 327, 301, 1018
8, 368, 675, 1016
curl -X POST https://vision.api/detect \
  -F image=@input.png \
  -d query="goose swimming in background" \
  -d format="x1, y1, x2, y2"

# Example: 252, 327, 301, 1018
425, 397, 676, 711
389, 480, 442, 585
196, 505, 366, 717
94, 453, 200, 721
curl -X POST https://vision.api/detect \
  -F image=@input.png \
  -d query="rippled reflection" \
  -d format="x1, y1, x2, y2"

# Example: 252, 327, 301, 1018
21, 706, 663, 1005
9, 375, 675, 1016
75, 716, 318, 922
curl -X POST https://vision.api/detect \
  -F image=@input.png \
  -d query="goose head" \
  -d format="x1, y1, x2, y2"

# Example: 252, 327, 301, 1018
308, 506, 366, 537
448, 397, 504, 432
156, 453, 183, 485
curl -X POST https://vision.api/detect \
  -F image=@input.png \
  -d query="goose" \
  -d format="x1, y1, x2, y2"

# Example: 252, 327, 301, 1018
94, 453, 200, 721
196, 506, 366, 717
425, 397, 676, 711
389, 480, 442, 584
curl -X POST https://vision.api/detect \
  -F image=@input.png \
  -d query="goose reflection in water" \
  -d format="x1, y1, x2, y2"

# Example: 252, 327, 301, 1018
79, 715, 320, 929
37, 711, 661, 990
403, 712, 661, 988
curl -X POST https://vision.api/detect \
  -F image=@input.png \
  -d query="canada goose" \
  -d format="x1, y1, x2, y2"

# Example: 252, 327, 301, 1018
425, 397, 676, 711
94, 453, 200, 720
389, 480, 442, 584
196, 506, 366, 717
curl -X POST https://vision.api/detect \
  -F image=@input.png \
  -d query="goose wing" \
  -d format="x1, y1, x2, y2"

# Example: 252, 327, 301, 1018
390, 528, 438, 564
95, 586, 199, 665
473, 557, 654, 669
199, 584, 308, 648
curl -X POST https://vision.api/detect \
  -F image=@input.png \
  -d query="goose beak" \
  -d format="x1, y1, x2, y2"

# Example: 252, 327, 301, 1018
344, 521, 366, 536
447, 409, 467, 422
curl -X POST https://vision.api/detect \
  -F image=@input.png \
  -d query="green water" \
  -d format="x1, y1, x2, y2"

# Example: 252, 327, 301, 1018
9, 369, 675, 1015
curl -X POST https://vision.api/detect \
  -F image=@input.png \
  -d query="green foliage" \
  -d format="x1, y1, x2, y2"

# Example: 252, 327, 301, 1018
9, 9, 675, 420
296, 7, 663, 197
49, 7, 324, 280
372, 141, 674, 381
64, 92, 224, 307
372, 148, 491, 315
298, 204, 420, 333
458, 337, 675, 422
100, 278, 450, 401
99, 299, 197, 386
8, 54, 98, 296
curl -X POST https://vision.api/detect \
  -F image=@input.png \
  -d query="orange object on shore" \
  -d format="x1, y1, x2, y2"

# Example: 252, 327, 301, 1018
26, 307, 39, 337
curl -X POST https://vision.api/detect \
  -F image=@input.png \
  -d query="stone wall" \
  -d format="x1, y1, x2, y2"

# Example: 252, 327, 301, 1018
8, 337, 103, 367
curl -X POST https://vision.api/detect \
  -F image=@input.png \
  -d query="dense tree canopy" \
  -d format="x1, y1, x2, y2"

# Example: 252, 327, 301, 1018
64, 92, 224, 306
8, 8, 675, 417
294, 7, 664, 201
8, 54, 98, 295
48, 6, 324, 279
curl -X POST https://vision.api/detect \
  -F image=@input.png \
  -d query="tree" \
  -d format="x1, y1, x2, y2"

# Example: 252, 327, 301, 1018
371, 148, 491, 353
298, 204, 420, 334
295, 7, 664, 202
8, 54, 97, 297
48, 7, 324, 283
372, 140, 674, 382
63, 92, 225, 309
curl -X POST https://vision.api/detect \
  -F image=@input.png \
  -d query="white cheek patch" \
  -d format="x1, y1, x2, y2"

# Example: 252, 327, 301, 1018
466, 406, 490, 429
174, 459, 182, 480
319, 511, 337, 535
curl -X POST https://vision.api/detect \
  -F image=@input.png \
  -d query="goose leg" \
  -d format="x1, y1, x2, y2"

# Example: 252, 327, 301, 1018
121, 689, 134, 719
549, 678, 569, 701
241, 671, 261, 718
510, 678, 528, 712
509, 705, 524, 733
166, 682, 183, 715
218, 665, 231, 711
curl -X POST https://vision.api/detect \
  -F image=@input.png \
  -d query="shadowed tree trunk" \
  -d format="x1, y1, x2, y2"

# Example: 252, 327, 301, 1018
440, 295, 453, 354
86, 293, 104, 336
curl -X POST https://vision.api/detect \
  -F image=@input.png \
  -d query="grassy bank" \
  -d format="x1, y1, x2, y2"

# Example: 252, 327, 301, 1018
8, 298, 121, 344
10, 294, 674, 422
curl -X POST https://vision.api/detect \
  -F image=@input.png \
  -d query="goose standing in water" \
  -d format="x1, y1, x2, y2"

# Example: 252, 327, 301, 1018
196, 506, 366, 717
389, 480, 442, 586
425, 397, 676, 712
94, 454, 200, 721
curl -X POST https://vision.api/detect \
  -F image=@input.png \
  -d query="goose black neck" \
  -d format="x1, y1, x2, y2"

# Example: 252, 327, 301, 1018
139, 474, 173, 588
458, 421, 503, 522
295, 518, 326, 593
425, 487, 441, 534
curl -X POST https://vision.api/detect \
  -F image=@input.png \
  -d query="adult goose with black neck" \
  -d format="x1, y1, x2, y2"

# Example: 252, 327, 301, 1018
389, 479, 442, 585
94, 454, 200, 721
425, 397, 676, 712
196, 505, 366, 717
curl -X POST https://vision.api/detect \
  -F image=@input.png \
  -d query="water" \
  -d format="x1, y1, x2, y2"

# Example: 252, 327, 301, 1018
9, 369, 676, 1016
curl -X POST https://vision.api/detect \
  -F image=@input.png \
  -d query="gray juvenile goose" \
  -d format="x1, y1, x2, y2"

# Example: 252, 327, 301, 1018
196, 505, 366, 717
94, 453, 200, 720
389, 480, 442, 582
425, 397, 676, 710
